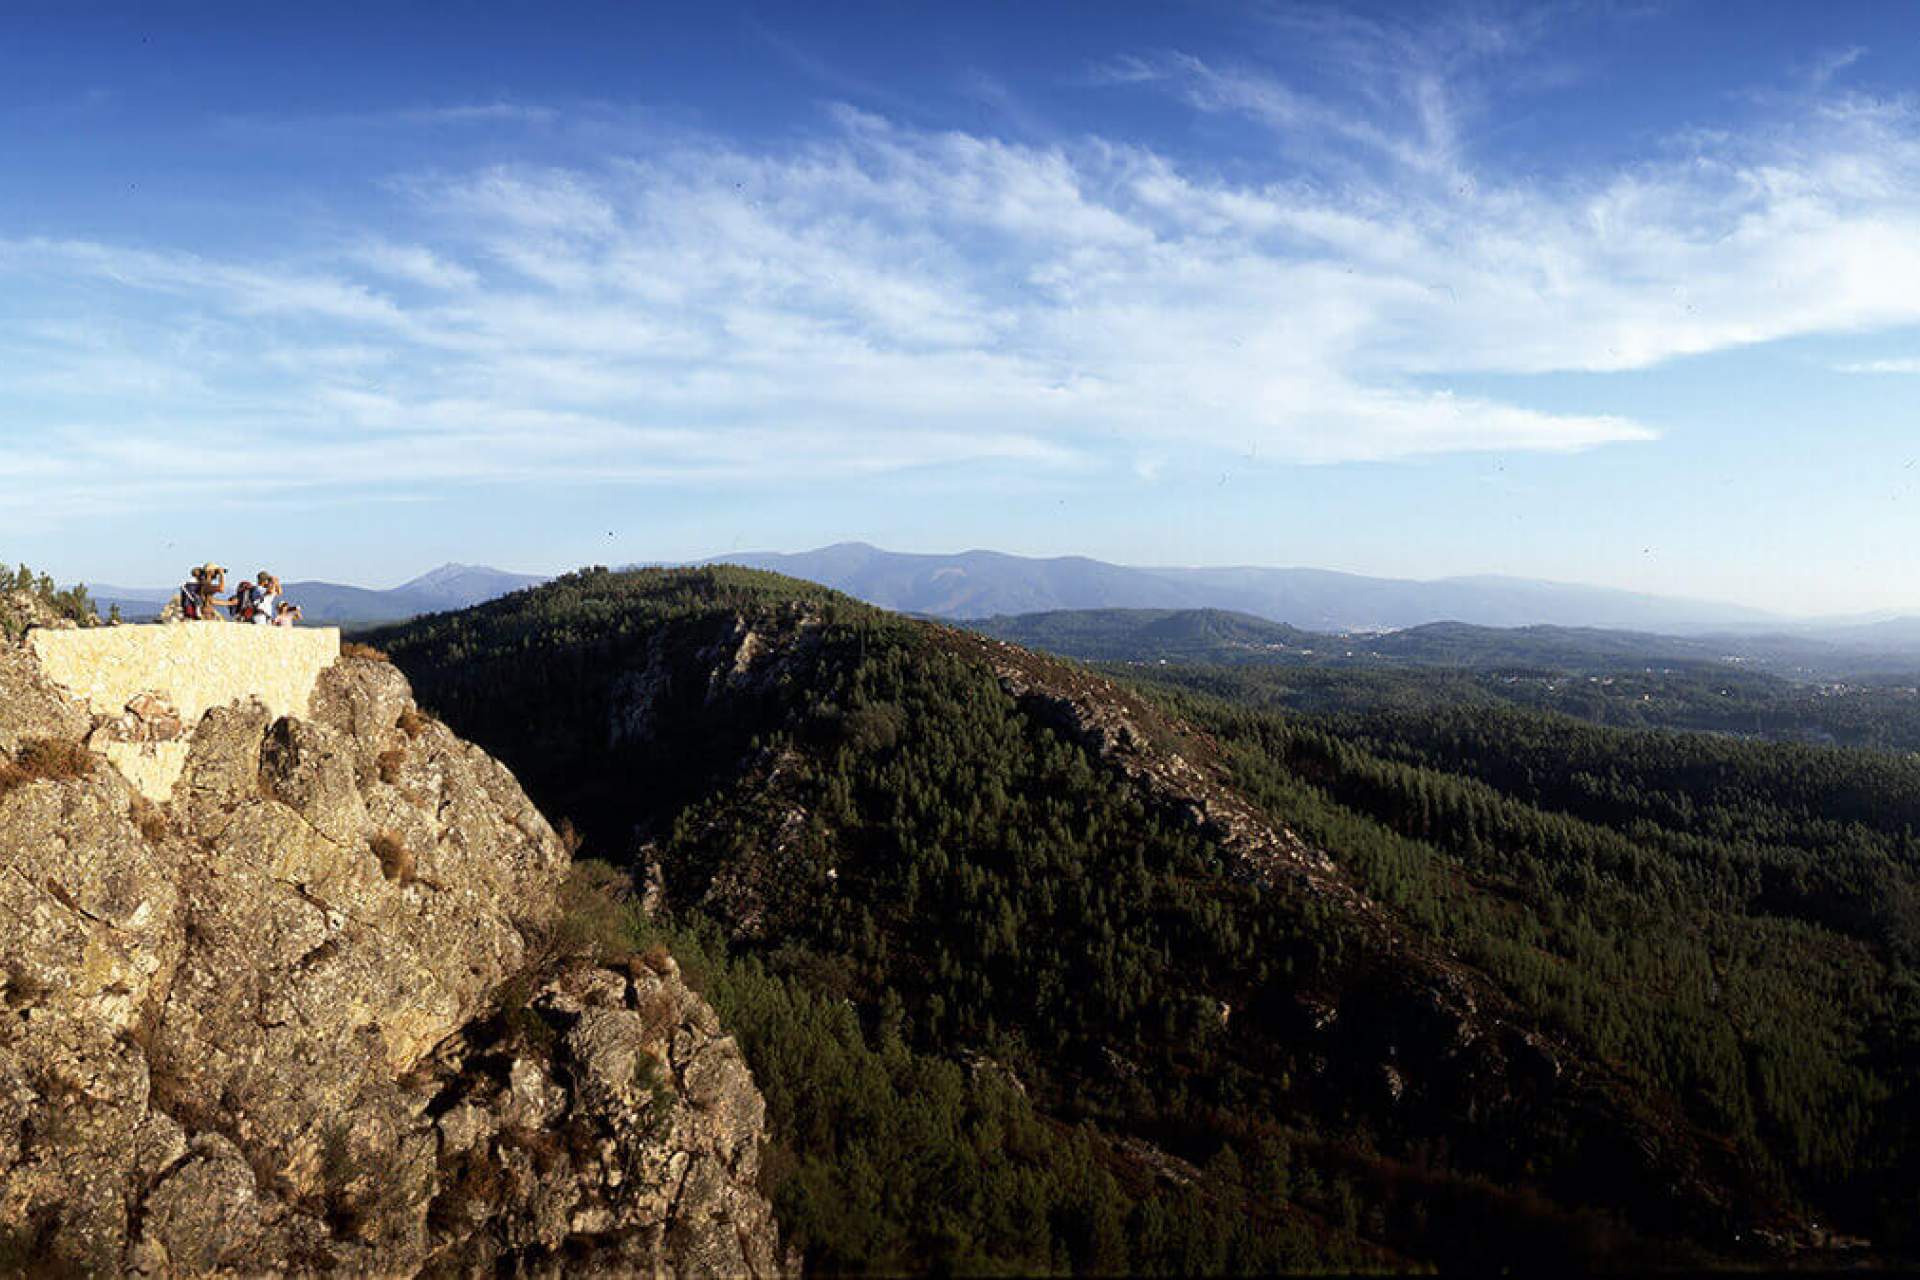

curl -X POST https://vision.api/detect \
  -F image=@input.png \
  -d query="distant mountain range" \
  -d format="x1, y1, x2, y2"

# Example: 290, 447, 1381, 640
90, 563, 547, 626
696, 542, 1796, 634
88, 543, 1920, 649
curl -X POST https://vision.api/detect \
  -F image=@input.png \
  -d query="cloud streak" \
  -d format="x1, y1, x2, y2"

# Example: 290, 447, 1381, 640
1835, 357, 1920, 374
5, 41, 1920, 525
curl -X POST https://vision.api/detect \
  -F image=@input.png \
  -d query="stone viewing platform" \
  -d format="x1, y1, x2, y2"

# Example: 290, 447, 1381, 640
27, 623, 342, 800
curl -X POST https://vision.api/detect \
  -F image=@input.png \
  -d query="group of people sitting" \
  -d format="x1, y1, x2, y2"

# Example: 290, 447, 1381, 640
177, 563, 303, 626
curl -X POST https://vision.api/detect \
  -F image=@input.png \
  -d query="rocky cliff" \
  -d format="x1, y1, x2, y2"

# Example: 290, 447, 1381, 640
0, 629, 783, 1275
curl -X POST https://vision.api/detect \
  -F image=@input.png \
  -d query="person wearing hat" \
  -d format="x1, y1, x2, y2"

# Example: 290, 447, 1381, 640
252, 571, 282, 625
178, 562, 232, 621
235, 570, 281, 624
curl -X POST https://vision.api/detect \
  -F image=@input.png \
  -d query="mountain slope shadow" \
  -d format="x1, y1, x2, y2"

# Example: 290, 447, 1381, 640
374, 565, 1820, 1272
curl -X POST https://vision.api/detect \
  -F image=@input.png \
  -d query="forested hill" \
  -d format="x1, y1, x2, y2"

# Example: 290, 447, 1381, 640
970, 608, 1920, 751
966, 606, 1324, 662
370, 566, 1915, 1272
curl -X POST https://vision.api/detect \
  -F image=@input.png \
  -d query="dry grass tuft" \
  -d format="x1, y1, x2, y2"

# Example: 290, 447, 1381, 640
16, 738, 93, 780
395, 707, 428, 739
341, 641, 389, 662
0, 737, 96, 799
636, 987, 681, 1041
130, 795, 170, 844
369, 830, 415, 884
376, 748, 407, 785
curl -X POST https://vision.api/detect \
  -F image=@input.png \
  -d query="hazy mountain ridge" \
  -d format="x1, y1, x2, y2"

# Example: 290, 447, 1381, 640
699, 542, 1800, 632
968, 608, 1920, 752
89, 544, 1918, 640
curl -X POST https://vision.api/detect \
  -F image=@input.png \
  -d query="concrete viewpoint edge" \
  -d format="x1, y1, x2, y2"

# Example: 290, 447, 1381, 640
27, 623, 343, 802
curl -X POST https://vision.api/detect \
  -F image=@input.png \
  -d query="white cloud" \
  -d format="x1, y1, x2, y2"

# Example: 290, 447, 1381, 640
1807, 46, 1866, 90
7, 52, 1920, 522
1082, 55, 1167, 87
350, 240, 479, 291
1835, 357, 1920, 373
393, 103, 558, 127
212, 101, 561, 138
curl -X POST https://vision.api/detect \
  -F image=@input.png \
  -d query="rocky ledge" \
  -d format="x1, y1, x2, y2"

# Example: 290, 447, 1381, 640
0, 634, 784, 1275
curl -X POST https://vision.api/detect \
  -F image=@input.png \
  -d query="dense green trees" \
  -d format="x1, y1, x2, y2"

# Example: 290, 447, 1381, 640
1126, 658, 1920, 753
379, 568, 1920, 1270
1149, 689, 1920, 1245
612, 909, 1347, 1275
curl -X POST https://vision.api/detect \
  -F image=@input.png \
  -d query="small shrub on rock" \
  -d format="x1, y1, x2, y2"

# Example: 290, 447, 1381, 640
548, 860, 640, 961
369, 830, 414, 884
129, 796, 170, 844
16, 738, 92, 781
376, 747, 407, 785
0, 738, 95, 798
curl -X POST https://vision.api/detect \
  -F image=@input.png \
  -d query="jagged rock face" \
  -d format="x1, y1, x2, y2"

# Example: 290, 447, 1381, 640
0, 641, 785, 1275
0, 642, 91, 754
424, 954, 784, 1276
608, 610, 824, 752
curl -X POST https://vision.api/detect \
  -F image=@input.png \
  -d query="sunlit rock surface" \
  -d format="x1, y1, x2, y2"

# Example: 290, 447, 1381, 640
0, 631, 784, 1275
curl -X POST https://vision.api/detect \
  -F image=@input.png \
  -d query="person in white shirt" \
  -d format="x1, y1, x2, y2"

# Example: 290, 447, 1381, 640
239, 571, 281, 624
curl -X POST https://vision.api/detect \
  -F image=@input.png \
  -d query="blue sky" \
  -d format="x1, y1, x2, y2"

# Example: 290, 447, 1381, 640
4, 1, 1920, 614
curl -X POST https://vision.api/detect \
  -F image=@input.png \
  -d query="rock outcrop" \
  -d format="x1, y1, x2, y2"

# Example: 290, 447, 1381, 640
0, 631, 784, 1275
0, 591, 82, 645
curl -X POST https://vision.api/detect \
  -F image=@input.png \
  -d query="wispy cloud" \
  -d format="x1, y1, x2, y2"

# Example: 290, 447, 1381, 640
1807, 45, 1867, 90
348, 239, 479, 291
745, 19, 915, 114
212, 101, 559, 137
392, 103, 558, 127
1834, 357, 1920, 374
6, 21, 1920, 525
1081, 54, 1168, 87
